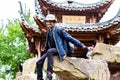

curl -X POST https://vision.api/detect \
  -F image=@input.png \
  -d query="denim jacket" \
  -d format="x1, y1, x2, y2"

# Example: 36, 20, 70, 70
45, 23, 84, 61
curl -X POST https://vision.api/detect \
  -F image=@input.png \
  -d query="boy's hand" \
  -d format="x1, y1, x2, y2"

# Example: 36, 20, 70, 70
87, 45, 94, 51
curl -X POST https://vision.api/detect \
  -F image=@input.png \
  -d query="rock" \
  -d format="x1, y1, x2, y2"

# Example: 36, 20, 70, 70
92, 43, 120, 63
16, 43, 120, 80
91, 43, 120, 80
52, 56, 110, 80
110, 71, 120, 80
16, 71, 22, 77
16, 58, 37, 80
22, 58, 36, 74
16, 74, 36, 80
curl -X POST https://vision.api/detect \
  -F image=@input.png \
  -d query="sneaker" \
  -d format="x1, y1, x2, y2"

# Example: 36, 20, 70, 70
37, 79, 44, 80
46, 72, 52, 80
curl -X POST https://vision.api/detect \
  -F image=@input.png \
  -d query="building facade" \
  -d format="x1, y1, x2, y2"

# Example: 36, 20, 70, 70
19, 0, 120, 57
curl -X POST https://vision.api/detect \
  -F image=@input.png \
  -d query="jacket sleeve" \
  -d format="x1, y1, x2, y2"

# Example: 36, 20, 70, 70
60, 29, 84, 48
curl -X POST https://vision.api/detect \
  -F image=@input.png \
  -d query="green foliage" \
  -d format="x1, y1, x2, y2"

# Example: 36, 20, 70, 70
0, 19, 32, 79
24, 9, 35, 25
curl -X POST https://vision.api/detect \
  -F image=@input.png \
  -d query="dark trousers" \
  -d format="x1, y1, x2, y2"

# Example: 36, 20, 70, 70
36, 48, 57, 80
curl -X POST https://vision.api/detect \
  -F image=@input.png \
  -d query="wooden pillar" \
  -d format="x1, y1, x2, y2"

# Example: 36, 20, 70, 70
90, 14, 96, 23
96, 35, 104, 43
47, 10, 50, 14
35, 38, 42, 59
107, 34, 111, 44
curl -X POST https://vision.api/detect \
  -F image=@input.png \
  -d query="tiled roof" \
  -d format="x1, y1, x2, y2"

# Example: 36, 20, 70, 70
20, 0, 120, 34
34, 0, 120, 33
19, 1, 41, 33
116, 28, 120, 33
45, 0, 113, 11
35, 0, 45, 21
57, 8, 120, 32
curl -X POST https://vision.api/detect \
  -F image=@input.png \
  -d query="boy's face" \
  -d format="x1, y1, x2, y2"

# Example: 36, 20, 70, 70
45, 20, 55, 29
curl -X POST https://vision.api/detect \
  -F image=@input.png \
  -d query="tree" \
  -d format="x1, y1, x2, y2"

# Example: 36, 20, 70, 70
0, 19, 32, 79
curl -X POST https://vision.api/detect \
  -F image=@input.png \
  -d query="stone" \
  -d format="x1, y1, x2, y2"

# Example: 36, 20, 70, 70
16, 74, 36, 80
16, 43, 120, 80
90, 43, 120, 79
16, 58, 37, 80
22, 58, 36, 74
92, 43, 120, 63
52, 56, 110, 80
16, 71, 22, 77
110, 71, 120, 80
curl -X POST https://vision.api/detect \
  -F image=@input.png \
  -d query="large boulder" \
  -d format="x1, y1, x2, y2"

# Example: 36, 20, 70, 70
52, 56, 110, 80
92, 43, 120, 63
110, 71, 120, 80
16, 43, 120, 80
22, 58, 36, 74
92, 43, 120, 80
16, 74, 36, 80
16, 58, 37, 80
